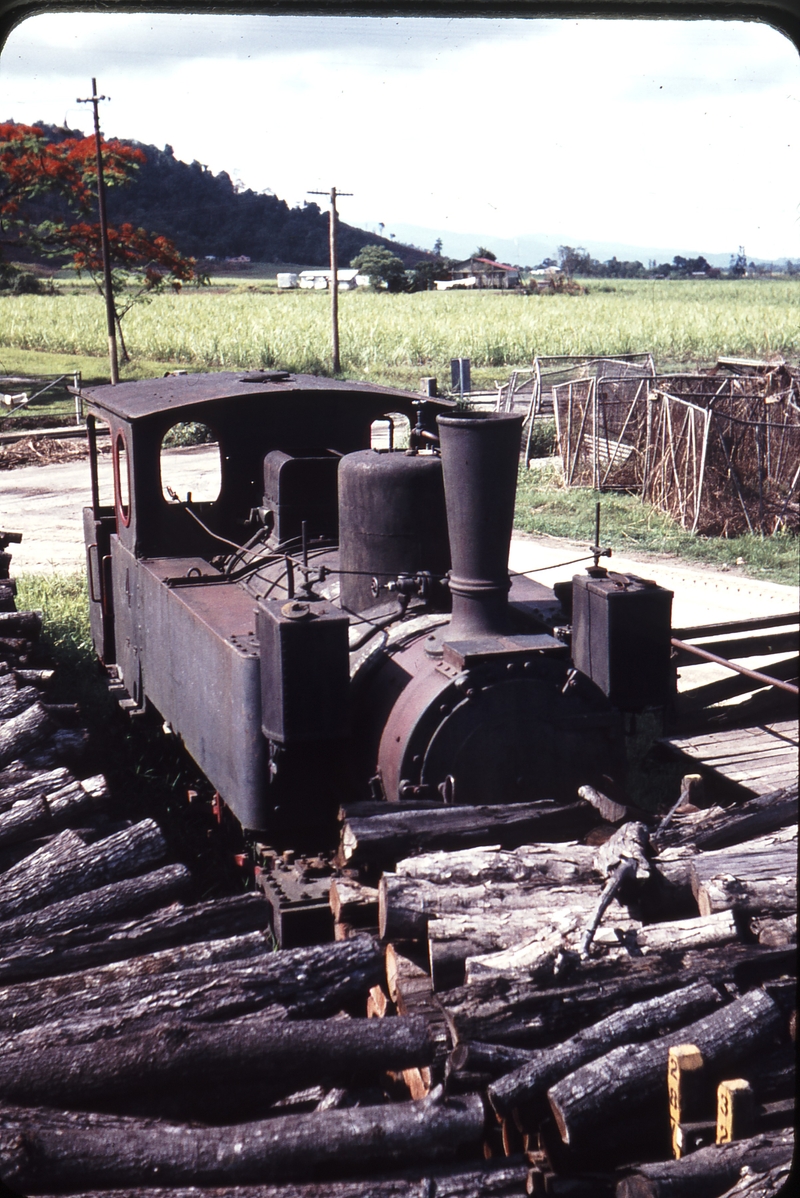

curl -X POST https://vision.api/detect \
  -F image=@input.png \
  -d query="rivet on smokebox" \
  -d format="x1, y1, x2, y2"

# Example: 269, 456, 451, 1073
281, 601, 312, 620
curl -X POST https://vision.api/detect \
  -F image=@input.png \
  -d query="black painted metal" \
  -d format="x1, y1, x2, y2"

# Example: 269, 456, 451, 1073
132, 553, 268, 828
81, 371, 420, 424
262, 450, 340, 548
82, 506, 116, 664
257, 597, 351, 744
436, 411, 523, 638
80, 369, 679, 836
80, 375, 453, 832
82, 374, 435, 562
571, 570, 674, 710
338, 449, 450, 613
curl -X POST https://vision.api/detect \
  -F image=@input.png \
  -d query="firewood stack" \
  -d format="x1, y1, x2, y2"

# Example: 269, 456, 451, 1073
0, 534, 794, 1195
332, 783, 796, 1197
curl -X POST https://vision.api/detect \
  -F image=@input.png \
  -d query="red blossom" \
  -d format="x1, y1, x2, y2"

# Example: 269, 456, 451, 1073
64, 221, 194, 288
2, 121, 194, 360
0, 122, 144, 217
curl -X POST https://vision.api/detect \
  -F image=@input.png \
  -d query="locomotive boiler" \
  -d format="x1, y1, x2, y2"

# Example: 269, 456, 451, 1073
82, 371, 673, 842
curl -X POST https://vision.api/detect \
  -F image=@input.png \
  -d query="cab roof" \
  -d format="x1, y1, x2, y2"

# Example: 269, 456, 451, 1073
82, 370, 431, 424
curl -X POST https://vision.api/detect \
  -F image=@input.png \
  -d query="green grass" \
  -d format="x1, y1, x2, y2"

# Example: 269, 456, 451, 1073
15, 573, 92, 668
0, 346, 185, 431
14, 574, 107, 734
515, 463, 799, 587
0, 346, 179, 388
0, 279, 797, 386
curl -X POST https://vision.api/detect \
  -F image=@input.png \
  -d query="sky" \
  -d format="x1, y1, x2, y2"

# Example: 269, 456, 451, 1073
0, 13, 798, 262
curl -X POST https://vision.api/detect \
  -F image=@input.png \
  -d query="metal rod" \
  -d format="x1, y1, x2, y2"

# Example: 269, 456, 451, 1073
87, 414, 100, 520
78, 79, 119, 384
301, 520, 308, 569
671, 637, 799, 696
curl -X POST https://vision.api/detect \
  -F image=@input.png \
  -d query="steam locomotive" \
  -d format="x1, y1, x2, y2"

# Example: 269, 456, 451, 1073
82, 371, 673, 842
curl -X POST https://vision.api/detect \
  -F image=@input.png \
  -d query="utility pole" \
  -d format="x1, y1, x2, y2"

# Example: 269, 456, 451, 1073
78, 78, 119, 384
309, 186, 352, 374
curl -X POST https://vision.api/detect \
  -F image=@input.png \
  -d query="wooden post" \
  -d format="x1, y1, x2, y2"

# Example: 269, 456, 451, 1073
679, 773, 705, 810
329, 187, 340, 373
308, 186, 352, 375
642, 386, 653, 498
716, 1078, 754, 1145
592, 376, 599, 490
77, 79, 119, 385
668, 1043, 706, 1159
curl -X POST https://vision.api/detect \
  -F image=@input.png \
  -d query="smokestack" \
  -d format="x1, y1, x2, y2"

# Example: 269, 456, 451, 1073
436, 411, 523, 639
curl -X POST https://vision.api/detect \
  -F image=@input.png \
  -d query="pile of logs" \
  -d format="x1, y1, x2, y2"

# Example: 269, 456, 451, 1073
330, 781, 796, 1196
0, 537, 794, 1196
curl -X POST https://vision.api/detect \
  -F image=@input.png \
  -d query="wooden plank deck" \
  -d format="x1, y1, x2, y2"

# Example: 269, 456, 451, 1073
663, 719, 798, 796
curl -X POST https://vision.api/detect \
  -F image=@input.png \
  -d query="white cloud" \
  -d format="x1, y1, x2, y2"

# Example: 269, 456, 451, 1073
1, 14, 797, 259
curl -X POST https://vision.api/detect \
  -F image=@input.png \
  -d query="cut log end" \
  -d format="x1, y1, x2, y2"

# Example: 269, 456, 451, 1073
550, 1098, 569, 1145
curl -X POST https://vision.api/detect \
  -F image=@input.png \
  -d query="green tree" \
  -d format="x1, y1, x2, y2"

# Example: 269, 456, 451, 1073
475, 246, 497, 261
0, 121, 194, 362
557, 245, 598, 277
351, 245, 407, 292
407, 256, 457, 292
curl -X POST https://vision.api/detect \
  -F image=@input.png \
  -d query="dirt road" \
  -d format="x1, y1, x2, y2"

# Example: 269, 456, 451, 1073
0, 445, 220, 575
2, 447, 796, 633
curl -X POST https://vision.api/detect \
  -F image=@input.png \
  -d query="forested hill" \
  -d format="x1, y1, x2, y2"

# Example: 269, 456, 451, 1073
26, 125, 432, 267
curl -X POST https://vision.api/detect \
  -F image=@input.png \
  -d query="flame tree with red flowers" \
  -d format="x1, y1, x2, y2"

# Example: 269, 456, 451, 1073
0, 121, 196, 364
55, 221, 196, 362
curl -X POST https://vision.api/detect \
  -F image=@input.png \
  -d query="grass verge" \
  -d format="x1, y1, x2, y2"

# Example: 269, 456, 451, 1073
0, 346, 179, 389
515, 463, 799, 587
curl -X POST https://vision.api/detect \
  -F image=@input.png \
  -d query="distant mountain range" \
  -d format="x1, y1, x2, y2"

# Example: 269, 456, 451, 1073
379, 223, 793, 270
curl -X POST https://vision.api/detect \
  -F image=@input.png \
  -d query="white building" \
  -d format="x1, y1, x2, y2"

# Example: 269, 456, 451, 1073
297, 269, 361, 291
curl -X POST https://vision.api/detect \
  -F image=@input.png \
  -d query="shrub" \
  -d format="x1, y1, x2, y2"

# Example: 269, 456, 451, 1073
526, 419, 558, 458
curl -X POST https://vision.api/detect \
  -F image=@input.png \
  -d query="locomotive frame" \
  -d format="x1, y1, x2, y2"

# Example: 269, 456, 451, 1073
82, 370, 674, 843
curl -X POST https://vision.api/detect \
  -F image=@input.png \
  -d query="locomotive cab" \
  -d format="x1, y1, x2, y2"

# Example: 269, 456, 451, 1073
82, 372, 447, 829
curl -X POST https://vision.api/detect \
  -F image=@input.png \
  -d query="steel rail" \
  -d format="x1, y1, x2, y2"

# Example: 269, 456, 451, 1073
671, 636, 799, 697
